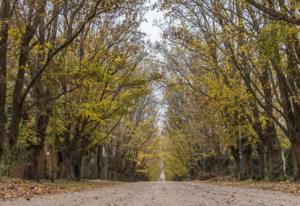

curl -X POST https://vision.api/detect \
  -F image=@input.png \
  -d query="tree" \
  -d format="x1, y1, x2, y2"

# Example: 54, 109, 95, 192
159, 0, 300, 180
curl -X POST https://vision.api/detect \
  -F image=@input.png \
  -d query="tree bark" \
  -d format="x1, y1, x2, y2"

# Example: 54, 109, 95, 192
8, 1, 45, 147
244, 144, 253, 179
257, 143, 265, 179
31, 109, 51, 180
61, 149, 73, 180
0, 0, 10, 157
264, 123, 284, 178
291, 140, 300, 179
29, 0, 52, 181
275, 60, 300, 179
230, 146, 240, 179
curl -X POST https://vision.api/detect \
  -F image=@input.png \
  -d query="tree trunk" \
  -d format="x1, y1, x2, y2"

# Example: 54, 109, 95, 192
96, 146, 104, 179
8, 1, 46, 148
230, 146, 240, 179
214, 142, 225, 176
243, 144, 253, 179
291, 140, 300, 180
264, 122, 284, 179
63, 152, 73, 180
31, 111, 50, 180
261, 67, 283, 179
9, 31, 35, 147
0, 0, 10, 157
29, 1, 51, 181
257, 143, 265, 179
276, 72, 300, 178
30, 146, 43, 181
250, 105, 283, 179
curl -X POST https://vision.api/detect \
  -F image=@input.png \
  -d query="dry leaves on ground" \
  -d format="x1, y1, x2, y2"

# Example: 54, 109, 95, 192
198, 177, 300, 195
0, 178, 118, 200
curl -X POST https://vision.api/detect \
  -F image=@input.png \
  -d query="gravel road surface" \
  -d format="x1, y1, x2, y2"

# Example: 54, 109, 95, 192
2, 181, 300, 206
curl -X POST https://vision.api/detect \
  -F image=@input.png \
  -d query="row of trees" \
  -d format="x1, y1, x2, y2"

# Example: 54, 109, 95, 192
0, 0, 160, 181
159, 0, 300, 181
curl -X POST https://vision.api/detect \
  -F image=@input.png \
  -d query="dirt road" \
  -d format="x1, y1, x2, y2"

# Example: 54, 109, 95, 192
2, 181, 300, 206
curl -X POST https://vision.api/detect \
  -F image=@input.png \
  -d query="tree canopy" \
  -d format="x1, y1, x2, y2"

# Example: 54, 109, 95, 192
1, 0, 300, 182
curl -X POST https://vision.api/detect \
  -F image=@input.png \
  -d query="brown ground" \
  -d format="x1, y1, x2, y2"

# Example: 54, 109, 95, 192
0, 178, 118, 200
2, 181, 300, 206
199, 178, 300, 195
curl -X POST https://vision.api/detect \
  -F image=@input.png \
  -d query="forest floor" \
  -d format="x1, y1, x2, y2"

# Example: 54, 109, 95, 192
198, 177, 300, 195
1, 181, 300, 206
0, 177, 119, 200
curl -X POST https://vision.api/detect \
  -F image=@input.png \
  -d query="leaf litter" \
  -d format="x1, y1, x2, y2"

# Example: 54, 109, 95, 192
0, 178, 118, 200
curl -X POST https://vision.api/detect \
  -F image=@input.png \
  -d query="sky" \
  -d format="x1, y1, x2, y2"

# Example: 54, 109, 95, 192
139, 0, 167, 132
139, 0, 164, 43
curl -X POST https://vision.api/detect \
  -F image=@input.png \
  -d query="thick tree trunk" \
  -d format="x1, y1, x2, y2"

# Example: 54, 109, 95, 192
261, 68, 283, 179
230, 146, 240, 178
257, 143, 265, 179
30, 111, 50, 181
291, 140, 300, 180
29, 2, 51, 181
243, 144, 253, 179
96, 146, 105, 179
214, 142, 225, 176
30, 146, 43, 181
9, 31, 35, 146
62, 151, 73, 180
73, 153, 82, 181
264, 123, 284, 179
8, 1, 46, 148
0, 0, 10, 157
275, 68, 300, 179
250, 105, 283, 179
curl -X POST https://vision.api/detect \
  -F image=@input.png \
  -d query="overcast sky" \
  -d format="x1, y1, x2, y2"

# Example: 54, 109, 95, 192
140, 0, 164, 43
139, 0, 166, 131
